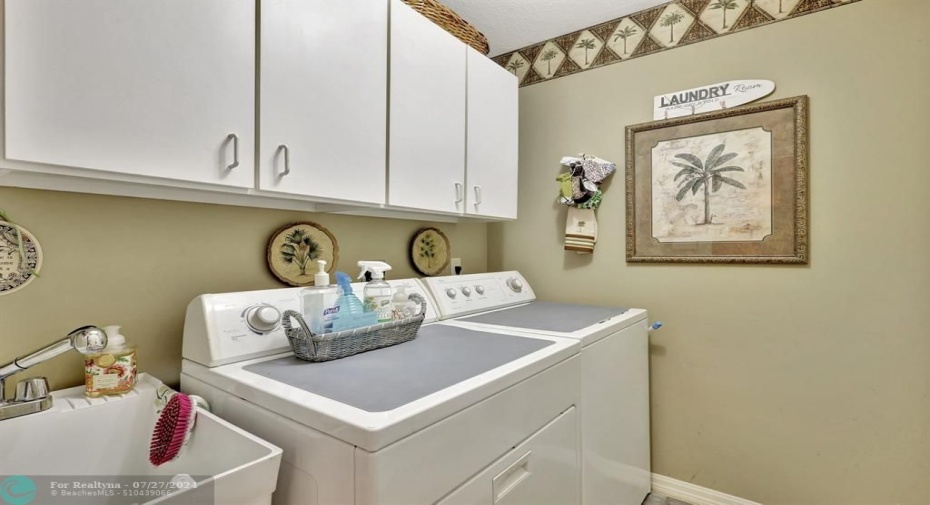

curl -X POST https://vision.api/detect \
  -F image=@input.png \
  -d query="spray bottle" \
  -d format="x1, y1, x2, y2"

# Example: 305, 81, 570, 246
330, 272, 377, 332
358, 261, 393, 323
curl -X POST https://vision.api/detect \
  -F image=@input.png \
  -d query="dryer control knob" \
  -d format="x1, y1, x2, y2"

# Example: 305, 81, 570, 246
507, 278, 524, 292
475, 285, 485, 295
245, 304, 281, 333
461, 286, 472, 296
445, 288, 457, 299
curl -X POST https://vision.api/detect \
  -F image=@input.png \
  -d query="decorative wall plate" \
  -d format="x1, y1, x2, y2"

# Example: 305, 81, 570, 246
410, 227, 450, 277
267, 221, 339, 287
0, 221, 43, 295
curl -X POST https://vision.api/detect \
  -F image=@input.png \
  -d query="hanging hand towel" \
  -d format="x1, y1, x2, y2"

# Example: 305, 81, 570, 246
565, 207, 597, 254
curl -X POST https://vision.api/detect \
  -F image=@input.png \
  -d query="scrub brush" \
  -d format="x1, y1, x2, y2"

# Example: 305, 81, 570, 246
149, 392, 196, 466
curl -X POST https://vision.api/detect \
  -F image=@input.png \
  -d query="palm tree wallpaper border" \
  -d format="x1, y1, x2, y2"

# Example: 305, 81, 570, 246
625, 95, 809, 264
267, 221, 339, 286
494, 0, 861, 87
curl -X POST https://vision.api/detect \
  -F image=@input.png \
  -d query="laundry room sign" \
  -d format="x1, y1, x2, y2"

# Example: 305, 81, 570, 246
653, 79, 775, 120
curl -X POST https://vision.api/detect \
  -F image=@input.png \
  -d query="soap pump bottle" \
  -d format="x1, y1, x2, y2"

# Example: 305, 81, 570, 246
392, 285, 409, 320
85, 325, 137, 397
358, 261, 393, 323
300, 260, 339, 334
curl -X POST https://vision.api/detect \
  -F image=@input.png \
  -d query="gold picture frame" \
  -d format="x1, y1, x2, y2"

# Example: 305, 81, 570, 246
626, 95, 809, 264
267, 221, 339, 286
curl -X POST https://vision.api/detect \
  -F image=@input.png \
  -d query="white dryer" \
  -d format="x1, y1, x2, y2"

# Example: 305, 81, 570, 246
422, 272, 651, 505
180, 278, 583, 505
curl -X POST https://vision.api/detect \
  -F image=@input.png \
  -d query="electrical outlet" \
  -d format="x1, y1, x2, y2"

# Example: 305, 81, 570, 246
450, 258, 462, 275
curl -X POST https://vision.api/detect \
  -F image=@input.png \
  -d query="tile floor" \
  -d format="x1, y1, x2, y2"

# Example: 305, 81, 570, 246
643, 493, 693, 505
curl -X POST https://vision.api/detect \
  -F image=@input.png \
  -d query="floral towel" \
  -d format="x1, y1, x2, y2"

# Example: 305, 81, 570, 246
555, 154, 615, 210
559, 154, 616, 183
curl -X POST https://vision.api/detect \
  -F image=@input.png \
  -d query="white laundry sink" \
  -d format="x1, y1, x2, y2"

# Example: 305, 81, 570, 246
0, 373, 281, 505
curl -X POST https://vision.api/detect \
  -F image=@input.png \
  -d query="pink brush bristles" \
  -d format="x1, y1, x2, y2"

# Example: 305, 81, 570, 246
149, 393, 193, 466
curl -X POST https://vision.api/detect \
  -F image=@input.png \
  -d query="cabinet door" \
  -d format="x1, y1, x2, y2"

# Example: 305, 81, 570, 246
388, 0, 466, 214
4, 0, 255, 187
259, 0, 387, 204
465, 48, 519, 219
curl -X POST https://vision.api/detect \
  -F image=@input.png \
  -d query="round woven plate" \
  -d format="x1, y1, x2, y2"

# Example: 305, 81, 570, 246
0, 221, 42, 296
267, 221, 339, 287
410, 227, 450, 276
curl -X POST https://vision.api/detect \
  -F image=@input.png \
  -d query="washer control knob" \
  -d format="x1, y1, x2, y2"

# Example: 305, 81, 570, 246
445, 288, 457, 299
507, 277, 524, 292
475, 285, 485, 295
245, 304, 281, 333
461, 286, 472, 296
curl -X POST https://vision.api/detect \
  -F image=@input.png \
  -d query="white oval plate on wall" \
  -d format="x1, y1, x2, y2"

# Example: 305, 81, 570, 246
0, 221, 43, 295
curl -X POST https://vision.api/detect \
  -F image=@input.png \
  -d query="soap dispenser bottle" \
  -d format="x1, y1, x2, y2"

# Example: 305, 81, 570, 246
85, 325, 137, 397
300, 260, 339, 334
358, 261, 393, 323
392, 285, 413, 320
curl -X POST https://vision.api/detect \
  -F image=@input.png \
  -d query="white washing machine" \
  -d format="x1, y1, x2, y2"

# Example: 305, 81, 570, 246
421, 272, 651, 505
179, 279, 583, 505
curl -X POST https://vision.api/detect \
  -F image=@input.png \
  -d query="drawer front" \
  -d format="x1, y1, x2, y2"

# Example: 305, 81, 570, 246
438, 406, 580, 505
355, 355, 581, 505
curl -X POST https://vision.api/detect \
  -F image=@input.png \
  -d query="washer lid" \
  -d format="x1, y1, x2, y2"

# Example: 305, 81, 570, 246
182, 325, 579, 451
458, 301, 628, 333
243, 325, 553, 412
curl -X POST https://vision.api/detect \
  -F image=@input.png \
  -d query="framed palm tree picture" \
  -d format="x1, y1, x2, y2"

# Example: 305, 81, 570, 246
625, 95, 809, 264
267, 221, 339, 286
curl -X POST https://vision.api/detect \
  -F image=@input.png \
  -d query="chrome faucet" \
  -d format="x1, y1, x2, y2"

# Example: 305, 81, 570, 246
0, 326, 107, 421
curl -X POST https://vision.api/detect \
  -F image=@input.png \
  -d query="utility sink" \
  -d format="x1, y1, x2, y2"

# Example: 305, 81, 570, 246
0, 373, 282, 505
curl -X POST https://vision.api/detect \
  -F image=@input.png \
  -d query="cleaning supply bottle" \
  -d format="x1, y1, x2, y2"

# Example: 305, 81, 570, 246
391, 285, 413, 320
300, 260, 339, 334
85, 325, 137, 397
358, 261, 393, 323
330, 271, 378, 332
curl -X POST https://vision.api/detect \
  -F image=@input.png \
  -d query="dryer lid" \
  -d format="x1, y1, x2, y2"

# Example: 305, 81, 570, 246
458, 301, 628, 333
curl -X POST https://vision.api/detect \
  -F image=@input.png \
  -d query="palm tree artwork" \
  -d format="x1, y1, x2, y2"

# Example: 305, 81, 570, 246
673, 143, 746, 225
418, 234, 437, 269
660, 11, 685, 43
540, 49, 559, 76
575, 38, 597, 65
709, 0, 740, 29
279, 228, 322, 276
613, 25, 638, 54
506, 58, 525, 75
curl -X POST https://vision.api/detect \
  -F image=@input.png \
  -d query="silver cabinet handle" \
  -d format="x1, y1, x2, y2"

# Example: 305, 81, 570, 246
473, 185, 482, 205
278, 144, 290, 176
454, 182, 464, 204
226, 133, 239, 170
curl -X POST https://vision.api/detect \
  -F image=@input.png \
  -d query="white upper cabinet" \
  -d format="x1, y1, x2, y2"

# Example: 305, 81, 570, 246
259, 0, 387, 204
388, 0, 466, 214
465, 48, 519, 219
4, 0, 255, 188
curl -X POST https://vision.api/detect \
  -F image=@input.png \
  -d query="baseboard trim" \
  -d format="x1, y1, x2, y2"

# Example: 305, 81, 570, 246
651, 473, 762, 505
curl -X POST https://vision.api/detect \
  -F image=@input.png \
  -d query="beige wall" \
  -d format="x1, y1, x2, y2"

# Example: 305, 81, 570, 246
490, 1, 930, 503
0, 187, 487, 392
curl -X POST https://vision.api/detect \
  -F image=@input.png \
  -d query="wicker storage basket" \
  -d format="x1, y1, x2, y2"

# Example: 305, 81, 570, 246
282, 294, 427, 362
402, 0, 490, 55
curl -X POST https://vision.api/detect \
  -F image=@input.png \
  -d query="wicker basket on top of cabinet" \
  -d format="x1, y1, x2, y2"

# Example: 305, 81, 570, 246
402, 0, 490, 55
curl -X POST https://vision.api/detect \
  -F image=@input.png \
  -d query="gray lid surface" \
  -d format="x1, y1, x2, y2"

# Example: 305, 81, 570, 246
458, 301, 628, 333
243, 325, 553, 412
